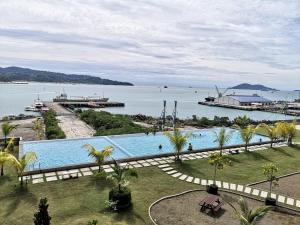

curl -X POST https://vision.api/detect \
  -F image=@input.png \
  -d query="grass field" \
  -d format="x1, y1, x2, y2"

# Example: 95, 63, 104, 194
0, 129, 299, 225
0, 167, 196, 225
173, 145, 300, 185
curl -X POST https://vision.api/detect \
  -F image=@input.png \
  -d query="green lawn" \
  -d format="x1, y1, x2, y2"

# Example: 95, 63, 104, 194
173, 145, 300, 185
0, 167, 196, 225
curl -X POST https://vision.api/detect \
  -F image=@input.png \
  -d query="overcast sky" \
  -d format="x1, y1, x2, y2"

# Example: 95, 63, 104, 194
0, 0, 299, 89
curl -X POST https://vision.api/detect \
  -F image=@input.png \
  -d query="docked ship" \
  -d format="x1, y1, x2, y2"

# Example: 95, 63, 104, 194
25, 96, 47, 112
53, 92, 109, 103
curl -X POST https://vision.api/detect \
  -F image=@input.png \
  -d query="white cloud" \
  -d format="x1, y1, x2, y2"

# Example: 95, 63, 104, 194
0, 0, 299, 89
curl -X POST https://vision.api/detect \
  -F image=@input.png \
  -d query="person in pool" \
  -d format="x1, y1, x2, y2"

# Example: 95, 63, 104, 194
159, 144, 162, 150
188, 143, 193, 151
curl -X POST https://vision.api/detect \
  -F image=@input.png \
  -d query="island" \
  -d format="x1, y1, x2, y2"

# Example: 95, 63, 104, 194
0, 66, 133, 86
229, 83, 278, 91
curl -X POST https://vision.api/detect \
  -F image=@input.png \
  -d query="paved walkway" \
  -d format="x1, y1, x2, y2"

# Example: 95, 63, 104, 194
44, 102, 95, 138
57, 115, 95, 138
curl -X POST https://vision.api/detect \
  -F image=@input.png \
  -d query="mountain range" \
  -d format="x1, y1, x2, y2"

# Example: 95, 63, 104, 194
0, 66, 133, 86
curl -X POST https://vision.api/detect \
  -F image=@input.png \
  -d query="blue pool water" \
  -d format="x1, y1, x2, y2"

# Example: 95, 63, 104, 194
21, 128, 269, 171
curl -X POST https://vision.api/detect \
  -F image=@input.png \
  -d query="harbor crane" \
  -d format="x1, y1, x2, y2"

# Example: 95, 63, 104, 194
215, 85, 229, 98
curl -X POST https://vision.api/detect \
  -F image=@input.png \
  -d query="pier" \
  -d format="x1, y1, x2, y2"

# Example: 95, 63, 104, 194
198, 101, 300, 117
43, 102, 95, 138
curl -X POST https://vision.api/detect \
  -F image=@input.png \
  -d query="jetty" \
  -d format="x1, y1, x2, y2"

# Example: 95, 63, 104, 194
43, 102, 95, 138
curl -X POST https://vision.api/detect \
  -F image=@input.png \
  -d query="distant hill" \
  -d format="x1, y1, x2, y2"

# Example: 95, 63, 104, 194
229, 83, 278, 91
0, 66, 133, 86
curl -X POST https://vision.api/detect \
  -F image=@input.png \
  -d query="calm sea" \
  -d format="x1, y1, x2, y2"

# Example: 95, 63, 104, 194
0, 82, 299, 121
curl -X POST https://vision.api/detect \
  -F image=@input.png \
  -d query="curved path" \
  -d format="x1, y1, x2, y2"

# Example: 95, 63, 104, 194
157, 143, 300, 209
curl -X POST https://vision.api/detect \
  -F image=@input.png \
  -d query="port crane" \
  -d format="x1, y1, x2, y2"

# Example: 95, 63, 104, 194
215, 85, 229, 98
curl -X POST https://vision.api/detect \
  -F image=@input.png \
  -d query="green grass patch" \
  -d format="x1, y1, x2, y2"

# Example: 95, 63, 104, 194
0, 167, 196, 225
173, 145, 300, 185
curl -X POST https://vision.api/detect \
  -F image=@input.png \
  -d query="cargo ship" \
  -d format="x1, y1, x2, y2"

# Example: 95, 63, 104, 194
53, 92, 109, 103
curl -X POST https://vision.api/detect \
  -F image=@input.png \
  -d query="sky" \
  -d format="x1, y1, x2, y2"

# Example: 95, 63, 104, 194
0, 0, 299, 89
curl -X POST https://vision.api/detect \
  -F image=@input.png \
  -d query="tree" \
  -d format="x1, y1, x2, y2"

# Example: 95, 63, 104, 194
263, 163, 279, 199
234, 115, 251, 128
12, 152, 37, 186
259, 124, 278, 148
208, 152, 231, 185
1, 121, 18, 146
0, 138, 15, 176
234, 125, 258, 152
107, 160, 138, 192
82, 144, 113, 172
213, 127, 233, 155
0, 151, 15, 176
164, 129, 191, 162
276, 121, 296, 146
285, 121, 297, 146
33, 198, 51, 225
227, 197, 273, 225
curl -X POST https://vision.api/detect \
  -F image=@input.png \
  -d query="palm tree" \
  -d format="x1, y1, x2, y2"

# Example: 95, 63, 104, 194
1, 122, 18, 146
234, 115, 251, 128
276, 121, 296, 146
259, 124, 278, 148
0, 151, 15, 176
164, 129, 191, 162
0, 138, 16, 176
285, 121, 297, 146
214, 127, 233, 155
227, 197, 273, 225
82, 144, 113, 172
12, 152, 37, 186
107, 160, 138, 192
263, 163, 279, 199
276, 121, 288, 141
234, 125, 258, 152
208, 152, 231, 185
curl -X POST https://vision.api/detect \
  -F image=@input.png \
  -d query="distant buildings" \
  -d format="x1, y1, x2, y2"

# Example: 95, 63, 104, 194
215, 94, 272, 107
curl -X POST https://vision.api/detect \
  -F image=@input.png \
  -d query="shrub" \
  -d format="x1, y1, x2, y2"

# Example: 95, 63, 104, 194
109, 186, 132, 210
43, 110, 65, 139
33, 198, 51, 225
79, 110, 147, 136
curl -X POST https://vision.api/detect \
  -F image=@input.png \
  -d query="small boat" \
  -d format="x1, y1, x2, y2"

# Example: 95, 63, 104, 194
25, 106, 39, 112
34, 97, 44, 109
205, 96, 215, 102
164, 86, 168, 89
11, 81, 29, 84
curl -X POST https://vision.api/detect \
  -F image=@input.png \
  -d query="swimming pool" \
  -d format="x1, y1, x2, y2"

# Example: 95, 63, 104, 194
21, 128, 269, 171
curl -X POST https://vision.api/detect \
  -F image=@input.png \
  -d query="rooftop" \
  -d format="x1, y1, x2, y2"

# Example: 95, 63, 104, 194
226, 95, 272, 103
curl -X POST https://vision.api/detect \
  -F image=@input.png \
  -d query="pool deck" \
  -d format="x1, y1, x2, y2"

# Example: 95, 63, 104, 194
23, 141, 283, 181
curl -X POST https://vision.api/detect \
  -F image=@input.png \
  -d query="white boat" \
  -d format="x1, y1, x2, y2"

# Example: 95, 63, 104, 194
24, 106, 39, 112
34, 97, 44, 109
